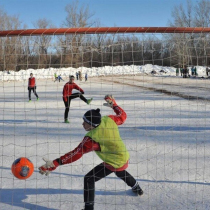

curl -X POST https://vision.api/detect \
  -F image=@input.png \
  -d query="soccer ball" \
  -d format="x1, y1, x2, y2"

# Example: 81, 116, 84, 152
11, 157, 34, 179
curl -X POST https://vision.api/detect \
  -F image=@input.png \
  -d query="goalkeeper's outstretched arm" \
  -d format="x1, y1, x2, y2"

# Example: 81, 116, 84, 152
55, 136, 99, 165
39, 136, 100, 175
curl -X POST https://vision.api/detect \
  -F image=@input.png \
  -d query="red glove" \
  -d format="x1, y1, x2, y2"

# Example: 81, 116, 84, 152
39, 158, 59, 176
103, 95, 118, 108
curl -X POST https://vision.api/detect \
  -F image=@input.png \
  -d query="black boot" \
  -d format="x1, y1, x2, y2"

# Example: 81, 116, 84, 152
132, 182, 144, 196
82, 202, 94, 210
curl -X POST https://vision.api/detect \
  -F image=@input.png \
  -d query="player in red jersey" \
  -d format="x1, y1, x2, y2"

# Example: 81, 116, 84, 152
62, 75, 92, 123
28, 73, 39, 102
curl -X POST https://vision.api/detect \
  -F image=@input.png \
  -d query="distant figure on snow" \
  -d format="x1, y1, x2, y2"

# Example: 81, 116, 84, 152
78, 71, 82, 81
194, 67, 197, 76
183, 66, 188, 78
28, 73, 39, 102
54, 73, 58, 82
176, 68, 179, 76
76, 72, 79, 80
206, 66, 209, 77
191, 66, 194, 76
55, 74, 64, 82
85, 73, 88, 81
180, 67, 183, 76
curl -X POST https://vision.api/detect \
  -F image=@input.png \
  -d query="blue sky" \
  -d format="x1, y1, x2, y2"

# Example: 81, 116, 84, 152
0, 0, 197, 29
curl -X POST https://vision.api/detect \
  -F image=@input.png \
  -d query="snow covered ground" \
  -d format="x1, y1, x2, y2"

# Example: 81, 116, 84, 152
0, 71, 210, 210
0, 64, 209, 82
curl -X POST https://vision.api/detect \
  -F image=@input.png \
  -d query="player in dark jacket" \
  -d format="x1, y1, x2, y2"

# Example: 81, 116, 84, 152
28, 73, 39, 102
39, 95, 143, 210
62, 75, 92, 123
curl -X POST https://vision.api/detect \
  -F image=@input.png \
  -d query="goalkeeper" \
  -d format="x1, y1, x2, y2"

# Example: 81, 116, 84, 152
39, 95, 143, 210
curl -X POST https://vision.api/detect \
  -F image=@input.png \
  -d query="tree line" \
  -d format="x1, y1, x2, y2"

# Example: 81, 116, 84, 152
1, 0, 210, 72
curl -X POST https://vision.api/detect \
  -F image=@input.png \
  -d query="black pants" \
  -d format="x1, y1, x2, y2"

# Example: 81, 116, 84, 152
63, 93, 87, 120
84, 163, 136, 203
28, 87, 38, 100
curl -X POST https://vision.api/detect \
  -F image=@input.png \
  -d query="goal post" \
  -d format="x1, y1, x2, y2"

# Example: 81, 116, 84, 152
0, 27, 210, 210
1, 27, 210, 36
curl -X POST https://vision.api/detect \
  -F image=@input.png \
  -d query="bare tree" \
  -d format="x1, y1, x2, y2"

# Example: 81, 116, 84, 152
0, 8, 23, 71
194, 0, 210, 27
194, 0, 210, 65
57, 0, 95, 68
170, 0, 193, 27
168, 0, 195, 67
32, 18, 54, 68
63, 0, 94, 28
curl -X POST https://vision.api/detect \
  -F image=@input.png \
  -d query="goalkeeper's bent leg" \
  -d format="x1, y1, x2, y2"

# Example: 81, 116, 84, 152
84, 163, 113, 204
115, 170, 136, 188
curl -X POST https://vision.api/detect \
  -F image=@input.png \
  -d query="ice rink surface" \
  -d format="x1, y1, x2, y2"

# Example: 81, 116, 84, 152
0, 74, 210, 210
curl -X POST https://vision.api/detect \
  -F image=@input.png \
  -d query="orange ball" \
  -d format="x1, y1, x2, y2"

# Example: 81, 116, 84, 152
11, 157, 34, 179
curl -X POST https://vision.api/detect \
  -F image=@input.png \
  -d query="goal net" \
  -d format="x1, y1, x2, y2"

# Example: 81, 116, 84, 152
0, 27, 209, 210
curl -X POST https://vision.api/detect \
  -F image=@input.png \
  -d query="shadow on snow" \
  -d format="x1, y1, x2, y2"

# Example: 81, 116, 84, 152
0, 166, 209, 209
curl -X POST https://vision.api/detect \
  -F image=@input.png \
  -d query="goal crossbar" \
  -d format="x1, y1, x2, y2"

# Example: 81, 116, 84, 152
1, 27, 210, 37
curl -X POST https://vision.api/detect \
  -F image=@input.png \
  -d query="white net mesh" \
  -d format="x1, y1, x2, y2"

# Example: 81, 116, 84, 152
0, 29, 210, 210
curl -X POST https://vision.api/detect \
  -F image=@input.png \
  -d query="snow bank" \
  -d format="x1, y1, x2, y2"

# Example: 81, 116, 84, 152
0, 64, 208, 81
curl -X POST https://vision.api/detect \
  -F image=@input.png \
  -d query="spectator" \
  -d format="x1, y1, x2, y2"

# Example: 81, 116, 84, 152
180, 67, 183, 76
85, 73, 88, 81
206, 66, 209, 77
183, 66, 188, 78
191, 66, 194, 76
176, 68, 179, 76
76, 72, 79, 80
78, 71, 82, 81
194, 67, 197, 76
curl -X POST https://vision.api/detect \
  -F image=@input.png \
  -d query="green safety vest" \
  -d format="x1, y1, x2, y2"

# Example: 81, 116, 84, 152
85, 116, 129, 168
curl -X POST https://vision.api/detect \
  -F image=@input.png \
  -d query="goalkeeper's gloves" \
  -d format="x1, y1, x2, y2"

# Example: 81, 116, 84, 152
39, 157, 59, 176
103, 94, 118, 108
